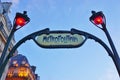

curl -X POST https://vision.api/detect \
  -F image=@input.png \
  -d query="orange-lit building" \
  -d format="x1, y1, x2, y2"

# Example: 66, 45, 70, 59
6, 54, 40, 80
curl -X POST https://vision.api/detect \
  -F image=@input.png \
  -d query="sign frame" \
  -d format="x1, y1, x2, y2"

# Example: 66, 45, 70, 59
34, 30, 87, 48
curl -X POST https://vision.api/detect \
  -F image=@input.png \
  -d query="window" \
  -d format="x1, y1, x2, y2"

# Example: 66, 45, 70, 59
0, 21, 8, 39
0, 21, 3, 30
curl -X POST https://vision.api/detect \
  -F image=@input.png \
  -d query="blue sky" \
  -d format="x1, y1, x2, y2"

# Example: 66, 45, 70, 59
3, 0, 120, 80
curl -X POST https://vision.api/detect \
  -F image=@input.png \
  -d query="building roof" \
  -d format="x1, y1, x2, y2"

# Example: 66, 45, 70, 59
9, 54, 30, 67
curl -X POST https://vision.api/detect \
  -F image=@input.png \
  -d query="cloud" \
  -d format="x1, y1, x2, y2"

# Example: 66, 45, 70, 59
98, 68, 119, 80
11, 0, 19, 5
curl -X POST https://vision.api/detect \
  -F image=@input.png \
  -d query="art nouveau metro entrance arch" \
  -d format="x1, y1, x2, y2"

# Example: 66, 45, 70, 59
1, 28, 119, 78
0, 11, 120, 79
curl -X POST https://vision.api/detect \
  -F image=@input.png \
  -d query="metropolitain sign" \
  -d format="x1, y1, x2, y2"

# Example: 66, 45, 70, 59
35, 31, 86, 48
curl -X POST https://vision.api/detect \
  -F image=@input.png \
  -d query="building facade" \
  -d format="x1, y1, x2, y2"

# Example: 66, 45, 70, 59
5, 54, 39, 80
0, 1, 40, 80
0, 1, 14, 57
0, 1, 16, 80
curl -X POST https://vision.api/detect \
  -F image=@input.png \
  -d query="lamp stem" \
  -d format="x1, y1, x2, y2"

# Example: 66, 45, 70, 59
104, 27, 120, 76
0, 27, 15, 76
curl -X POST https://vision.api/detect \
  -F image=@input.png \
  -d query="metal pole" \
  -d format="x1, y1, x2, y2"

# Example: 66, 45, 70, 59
0, 28, 15, 68
0, 28, 15, 79
0, 11, 30, 79
103, 27, 120, 76
71, 28, 120, 76
89, 10, 120, 76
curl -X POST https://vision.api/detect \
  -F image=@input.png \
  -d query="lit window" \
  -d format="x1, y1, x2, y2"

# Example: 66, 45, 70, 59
22, 61, 26, 64
13, 60, 17, 64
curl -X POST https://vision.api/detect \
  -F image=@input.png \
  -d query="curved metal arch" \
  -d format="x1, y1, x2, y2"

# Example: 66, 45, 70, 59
71, 28, 120, 76
7, 28, 113, 57
6, 28, 114, 59
71, 28, 113, 57
1, 28, 117, 78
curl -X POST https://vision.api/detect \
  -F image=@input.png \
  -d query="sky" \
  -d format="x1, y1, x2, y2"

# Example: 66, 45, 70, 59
3, 0, 120, 80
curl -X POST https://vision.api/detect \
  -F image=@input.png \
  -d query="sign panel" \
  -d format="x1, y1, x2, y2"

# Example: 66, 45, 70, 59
36, 32, 86, 48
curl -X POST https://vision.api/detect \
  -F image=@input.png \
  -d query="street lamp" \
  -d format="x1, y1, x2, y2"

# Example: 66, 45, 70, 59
13, 11, 30, 29
90, 11, 106, 29
0, 11, 30, 78
0, 10, 119, 79
90, 11, 120, 76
